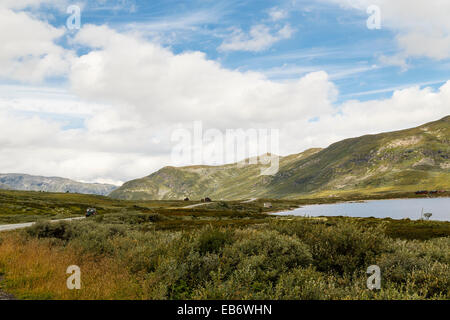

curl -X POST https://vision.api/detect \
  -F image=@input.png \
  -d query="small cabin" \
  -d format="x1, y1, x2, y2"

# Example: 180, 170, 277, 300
264, 202, 272, 208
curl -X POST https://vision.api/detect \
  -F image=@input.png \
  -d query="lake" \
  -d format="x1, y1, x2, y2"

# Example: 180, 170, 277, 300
273, 197, 450, 221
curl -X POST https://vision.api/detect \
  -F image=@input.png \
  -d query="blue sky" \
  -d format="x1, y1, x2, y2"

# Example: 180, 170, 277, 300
34, 0, 449, 102
0, 0, 449, 183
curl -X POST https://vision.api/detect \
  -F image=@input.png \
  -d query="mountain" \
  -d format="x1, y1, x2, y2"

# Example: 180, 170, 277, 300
0, 174, 118, 196
0, 183, 10, 190
110, 116, 450, 200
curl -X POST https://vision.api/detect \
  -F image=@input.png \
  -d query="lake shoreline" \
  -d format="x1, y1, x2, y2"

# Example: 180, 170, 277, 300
270, 197, 450, 221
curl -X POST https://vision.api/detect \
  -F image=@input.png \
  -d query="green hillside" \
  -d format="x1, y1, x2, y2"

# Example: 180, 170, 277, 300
110, 116, 450, 200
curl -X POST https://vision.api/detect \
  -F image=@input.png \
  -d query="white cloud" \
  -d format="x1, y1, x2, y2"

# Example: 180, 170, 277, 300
334, 82, 450, 133
264, 63, 377, 80
124, 10, 220, 33
378, 54, 409, 71
2, 0, 65, 10
397, 32, 450, 60
219, 24, 294, 52
217, 4, 294, 52
268, 7, 288, 21
0, 23, 335, 182
71, 24, 328, 129
322, 0, 450, 61
0, 91, 175, 183
278, 82, 450, 154
0, 5, 73, 83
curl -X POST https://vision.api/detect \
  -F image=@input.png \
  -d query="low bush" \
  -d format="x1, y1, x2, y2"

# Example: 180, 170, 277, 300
270, 219, 389, 275
196, 227, 233, 255
4, 216, 447, 300
26, 220, 127, 255
26, 221, 74, 241
274, 266, 333, 300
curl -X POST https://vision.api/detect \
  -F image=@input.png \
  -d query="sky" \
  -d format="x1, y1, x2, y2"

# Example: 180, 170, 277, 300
0, 0, 449, 185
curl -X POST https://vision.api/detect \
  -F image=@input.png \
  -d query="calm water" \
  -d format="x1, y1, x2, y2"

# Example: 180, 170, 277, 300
273, 198, 450, 221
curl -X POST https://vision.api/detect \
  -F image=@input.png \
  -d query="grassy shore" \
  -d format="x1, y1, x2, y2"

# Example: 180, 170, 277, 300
1, 189, 448, 225
0, 190, 448, 300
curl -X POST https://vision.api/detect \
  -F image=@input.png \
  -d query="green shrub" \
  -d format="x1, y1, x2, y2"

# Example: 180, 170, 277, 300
26, 221, 74, 241
26, 220, 127, 255
271, 220, 389, 275
196, 228, 233, 255
225, 229, 312, 271
377, 246, 427, 284
377, 238, 450, 298
201, 229, 314, 298
96, 212, 162, 225
407, 262, 449, 298
275, 266, 332, 300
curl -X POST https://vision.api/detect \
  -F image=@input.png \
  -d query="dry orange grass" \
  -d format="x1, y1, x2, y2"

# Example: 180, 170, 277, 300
0, 232, 142, 300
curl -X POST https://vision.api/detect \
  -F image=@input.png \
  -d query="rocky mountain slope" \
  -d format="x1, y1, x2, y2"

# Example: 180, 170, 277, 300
0, 174, 118, 196
110, 116, 450, 200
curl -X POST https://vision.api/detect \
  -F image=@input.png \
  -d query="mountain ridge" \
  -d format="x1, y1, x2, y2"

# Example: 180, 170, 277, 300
0, 173, 118, 196
110, 116, 450, 200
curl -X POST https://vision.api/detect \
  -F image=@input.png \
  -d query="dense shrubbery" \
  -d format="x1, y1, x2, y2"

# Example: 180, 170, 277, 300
26, 220, 127, 254
19, 217, 450, 299
197, 228, 233, 255
269, 220, 389, 275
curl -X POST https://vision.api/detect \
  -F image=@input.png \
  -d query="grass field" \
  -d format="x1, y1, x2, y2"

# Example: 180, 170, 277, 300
0, 190, 449, 300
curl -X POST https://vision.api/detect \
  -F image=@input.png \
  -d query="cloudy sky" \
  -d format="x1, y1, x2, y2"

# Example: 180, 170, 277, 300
0, 0, 449, 185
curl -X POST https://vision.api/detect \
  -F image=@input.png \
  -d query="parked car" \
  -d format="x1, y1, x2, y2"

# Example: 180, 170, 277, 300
86, 208, 97, 217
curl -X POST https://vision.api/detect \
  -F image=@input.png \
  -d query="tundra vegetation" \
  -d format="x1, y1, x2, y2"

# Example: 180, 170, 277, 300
0, 190, 448, 300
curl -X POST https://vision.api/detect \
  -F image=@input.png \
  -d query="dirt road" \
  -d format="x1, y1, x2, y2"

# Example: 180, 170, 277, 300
0, 217, 85, 232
